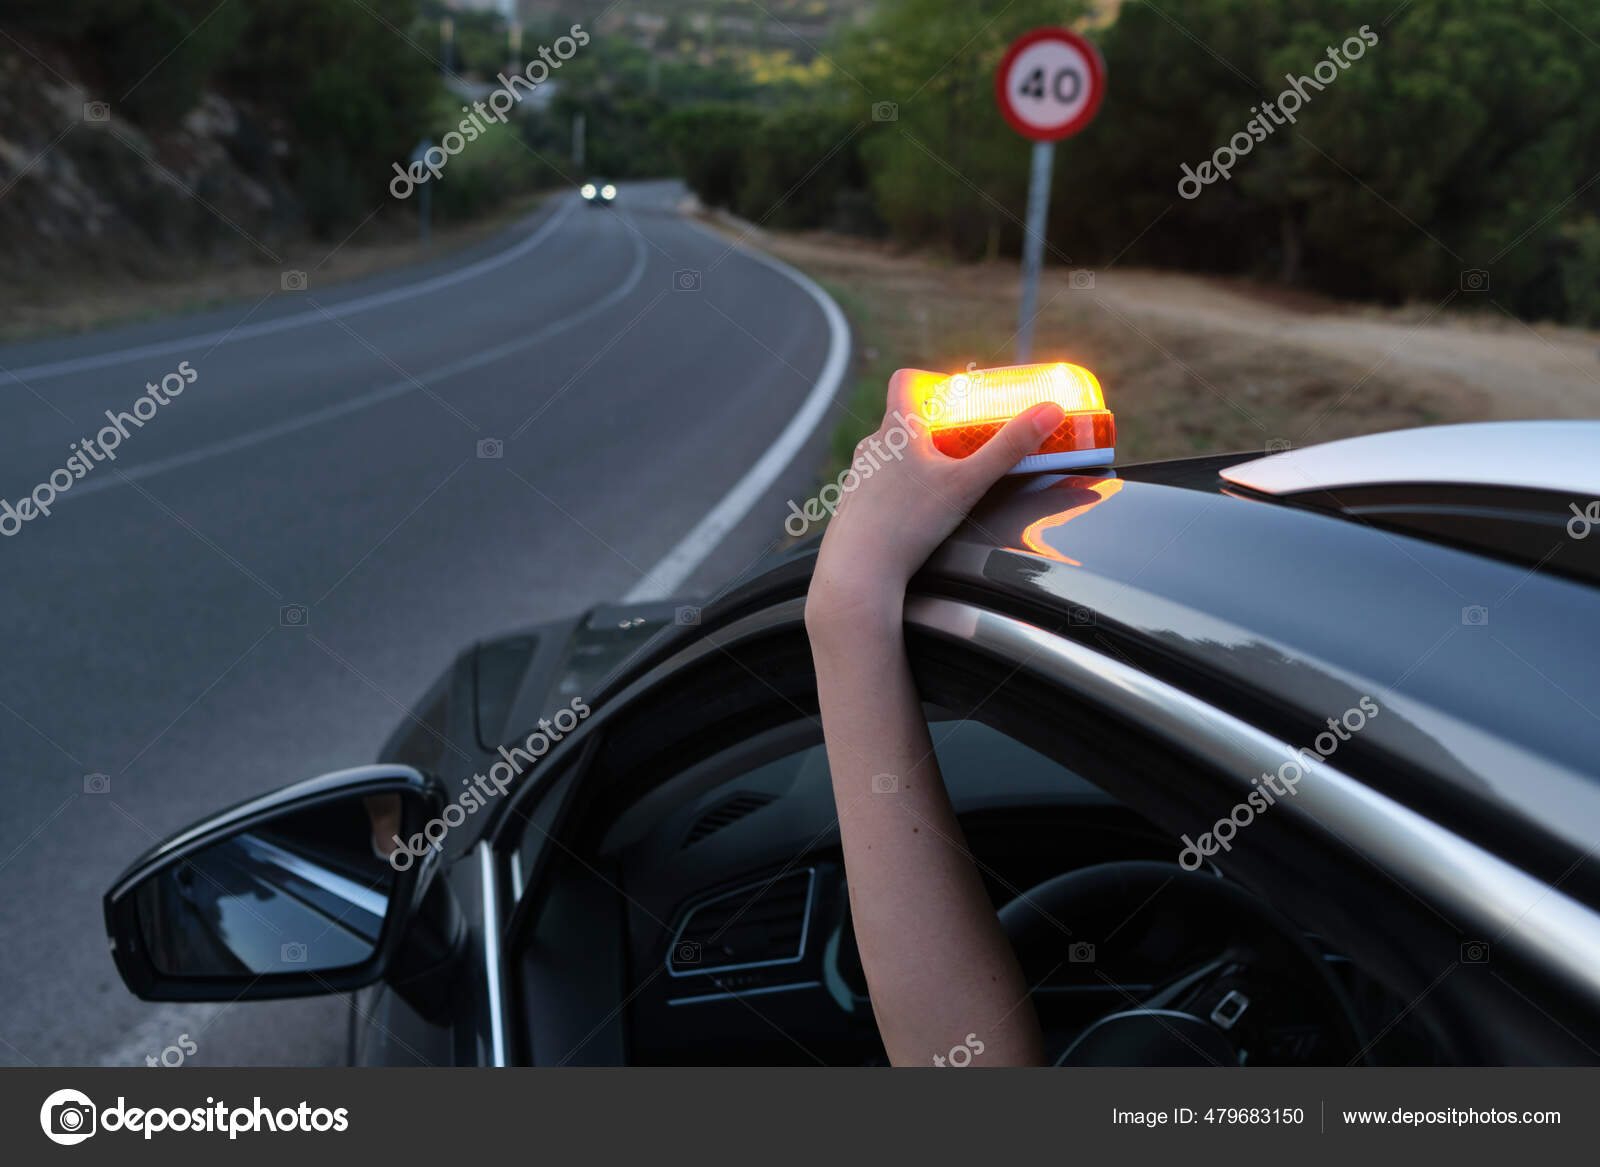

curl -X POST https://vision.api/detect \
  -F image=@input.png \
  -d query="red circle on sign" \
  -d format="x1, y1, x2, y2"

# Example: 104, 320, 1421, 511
994, 27, 1106, 142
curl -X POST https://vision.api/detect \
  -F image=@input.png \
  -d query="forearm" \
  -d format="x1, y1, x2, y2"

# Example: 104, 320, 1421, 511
807, 586, 1044, 1066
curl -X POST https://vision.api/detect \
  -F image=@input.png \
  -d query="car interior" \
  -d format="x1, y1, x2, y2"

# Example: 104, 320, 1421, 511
506, 625, 1449, 1067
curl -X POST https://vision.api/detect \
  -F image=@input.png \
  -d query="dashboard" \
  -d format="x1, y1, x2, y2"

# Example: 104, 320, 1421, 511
571, 718, 1440, 1065
601, 720, 1208, 1064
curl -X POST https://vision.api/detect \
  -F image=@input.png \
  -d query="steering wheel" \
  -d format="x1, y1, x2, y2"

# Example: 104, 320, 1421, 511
998, 860, 1370, 1066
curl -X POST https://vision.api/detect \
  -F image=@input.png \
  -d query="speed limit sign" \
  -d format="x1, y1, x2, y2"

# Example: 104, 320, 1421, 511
996, 27, 1106, 361
995, 27, 1106, 142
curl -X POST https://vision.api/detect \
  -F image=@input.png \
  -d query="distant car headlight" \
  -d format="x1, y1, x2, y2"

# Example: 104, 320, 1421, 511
580, 183, 597, 200
600, 184, 616, 200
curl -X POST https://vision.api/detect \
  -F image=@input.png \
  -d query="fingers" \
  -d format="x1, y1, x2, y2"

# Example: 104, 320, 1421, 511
886, 367, 940, 420
963, 402, 1066, 482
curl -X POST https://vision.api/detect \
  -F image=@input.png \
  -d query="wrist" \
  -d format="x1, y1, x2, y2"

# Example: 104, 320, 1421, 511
805, 572, 904, 645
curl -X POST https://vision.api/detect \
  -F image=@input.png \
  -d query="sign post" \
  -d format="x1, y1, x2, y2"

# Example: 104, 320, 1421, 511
995, 28, 1106, 362
410, 140, 434, 247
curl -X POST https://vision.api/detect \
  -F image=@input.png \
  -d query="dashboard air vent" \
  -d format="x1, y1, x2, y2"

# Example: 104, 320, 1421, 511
681, 791, 778, 848
667, 869, 814, 975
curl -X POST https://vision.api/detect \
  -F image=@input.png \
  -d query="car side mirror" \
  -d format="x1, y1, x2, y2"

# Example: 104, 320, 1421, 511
103, 765, 440, 1001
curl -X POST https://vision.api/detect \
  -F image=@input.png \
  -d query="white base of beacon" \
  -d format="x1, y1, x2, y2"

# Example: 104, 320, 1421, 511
1008, 447, 1116, 475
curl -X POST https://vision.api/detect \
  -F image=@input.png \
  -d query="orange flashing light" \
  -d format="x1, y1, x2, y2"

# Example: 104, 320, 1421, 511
913, 362, 1116, 473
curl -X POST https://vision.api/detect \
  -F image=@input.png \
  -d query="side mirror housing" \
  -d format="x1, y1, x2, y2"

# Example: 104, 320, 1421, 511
103, 765, 440, 1002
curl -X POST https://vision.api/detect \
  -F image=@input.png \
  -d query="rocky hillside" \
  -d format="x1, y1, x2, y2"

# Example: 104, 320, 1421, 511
0, 39, 300, 289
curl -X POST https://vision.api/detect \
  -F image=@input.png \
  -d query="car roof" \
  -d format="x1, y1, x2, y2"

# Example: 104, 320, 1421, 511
1221, 420, 1600, 497
923, 440, 1599, 877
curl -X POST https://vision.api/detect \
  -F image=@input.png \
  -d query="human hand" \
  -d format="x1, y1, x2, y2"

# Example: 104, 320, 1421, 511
806, 368, 1064, 633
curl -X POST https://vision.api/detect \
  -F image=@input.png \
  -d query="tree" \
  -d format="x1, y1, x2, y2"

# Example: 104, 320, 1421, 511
831, 0, 1093, 257
1057, 0, 1600, 316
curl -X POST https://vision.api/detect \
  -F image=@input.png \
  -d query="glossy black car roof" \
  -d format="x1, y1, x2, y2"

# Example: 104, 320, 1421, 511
478, 448, 1596, 903
914, 454, 1599, 890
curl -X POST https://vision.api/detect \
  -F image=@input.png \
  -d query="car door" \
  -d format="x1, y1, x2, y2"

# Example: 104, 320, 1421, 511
474, 576, 1600, 1065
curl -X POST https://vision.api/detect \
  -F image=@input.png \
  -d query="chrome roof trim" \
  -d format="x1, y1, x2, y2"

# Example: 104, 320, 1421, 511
1219, 421, 1600, 498
906, 595, 1600, 1011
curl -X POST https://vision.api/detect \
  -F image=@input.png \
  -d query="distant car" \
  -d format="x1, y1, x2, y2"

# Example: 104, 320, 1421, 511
103, 419, 1600, 1066
580, 181, 616, 206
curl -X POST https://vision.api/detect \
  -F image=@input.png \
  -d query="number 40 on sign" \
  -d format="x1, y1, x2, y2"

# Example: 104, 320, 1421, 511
995, 27, 1106, 361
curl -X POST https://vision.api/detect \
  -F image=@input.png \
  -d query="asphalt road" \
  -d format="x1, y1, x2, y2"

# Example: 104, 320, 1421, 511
0, 180, 849, 1067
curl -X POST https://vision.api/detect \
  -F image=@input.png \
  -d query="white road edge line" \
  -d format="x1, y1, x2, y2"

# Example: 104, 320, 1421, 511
2, 197, 578, 384
621, 219, 851, 603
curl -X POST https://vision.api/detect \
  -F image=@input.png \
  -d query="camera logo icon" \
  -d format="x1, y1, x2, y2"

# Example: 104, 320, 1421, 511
1459, 269, 1490, 293
477, 437, 504, 459
1568, 500, 1600, 540
871, 773, 899, 794
281, 270, 308, 292
675, 940, 702, 965
673, 269, 702, 292
1460, 940, 1490, 964
1068, 941, 1096, 963
82, 101, 110, 123
675, 606, 701, 626
1069, 268, 1096, 290
281, 941, 308, 964
40, 1088, 97, 1145
1067, 606, 1095, 627
1265, 437, 1292, 454
1461, 604, 1489, 627
83, 772, 111, 795
872, 100, 899, 122
279, 603, 309, 628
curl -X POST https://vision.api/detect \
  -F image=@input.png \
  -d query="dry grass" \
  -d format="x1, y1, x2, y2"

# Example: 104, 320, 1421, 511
755, 229, 1525, 476
696, 214, 1600, 495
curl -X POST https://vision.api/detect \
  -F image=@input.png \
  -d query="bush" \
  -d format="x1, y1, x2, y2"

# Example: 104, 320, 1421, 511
228, 0, 436, 234
1053, 0, 1600, 315
735, 105, 864, 229
88, 0, 245, 127
833, 0, 1092, 257
428, 115, 542, 222
660, 104, 765, 209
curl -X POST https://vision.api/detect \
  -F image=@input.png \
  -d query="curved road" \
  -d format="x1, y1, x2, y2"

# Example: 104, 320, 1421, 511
0, 180, 849, 1066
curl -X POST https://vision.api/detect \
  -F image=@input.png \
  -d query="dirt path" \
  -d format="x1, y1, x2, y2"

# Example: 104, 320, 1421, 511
749, 222, 1600, 463
1094, 269, 1600, 419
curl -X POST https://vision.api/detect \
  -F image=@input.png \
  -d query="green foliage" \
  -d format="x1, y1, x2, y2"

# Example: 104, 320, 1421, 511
424, 93, 542, 222
832, 0, 1093, 257
657, 0, 1600, 323
1059, 0, 1600, 318
661, 104, 765, 208
14, 0, 1600, 321
545, 29, 778, 182
736, 105, 866, 229
10, 0, 436, 235
225, 0, 436, 234
1559, 218, 1600, 327
83, 0, 246, 127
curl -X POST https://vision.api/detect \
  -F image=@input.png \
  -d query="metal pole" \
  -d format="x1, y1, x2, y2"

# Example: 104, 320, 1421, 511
1015, 139, 1055, 364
